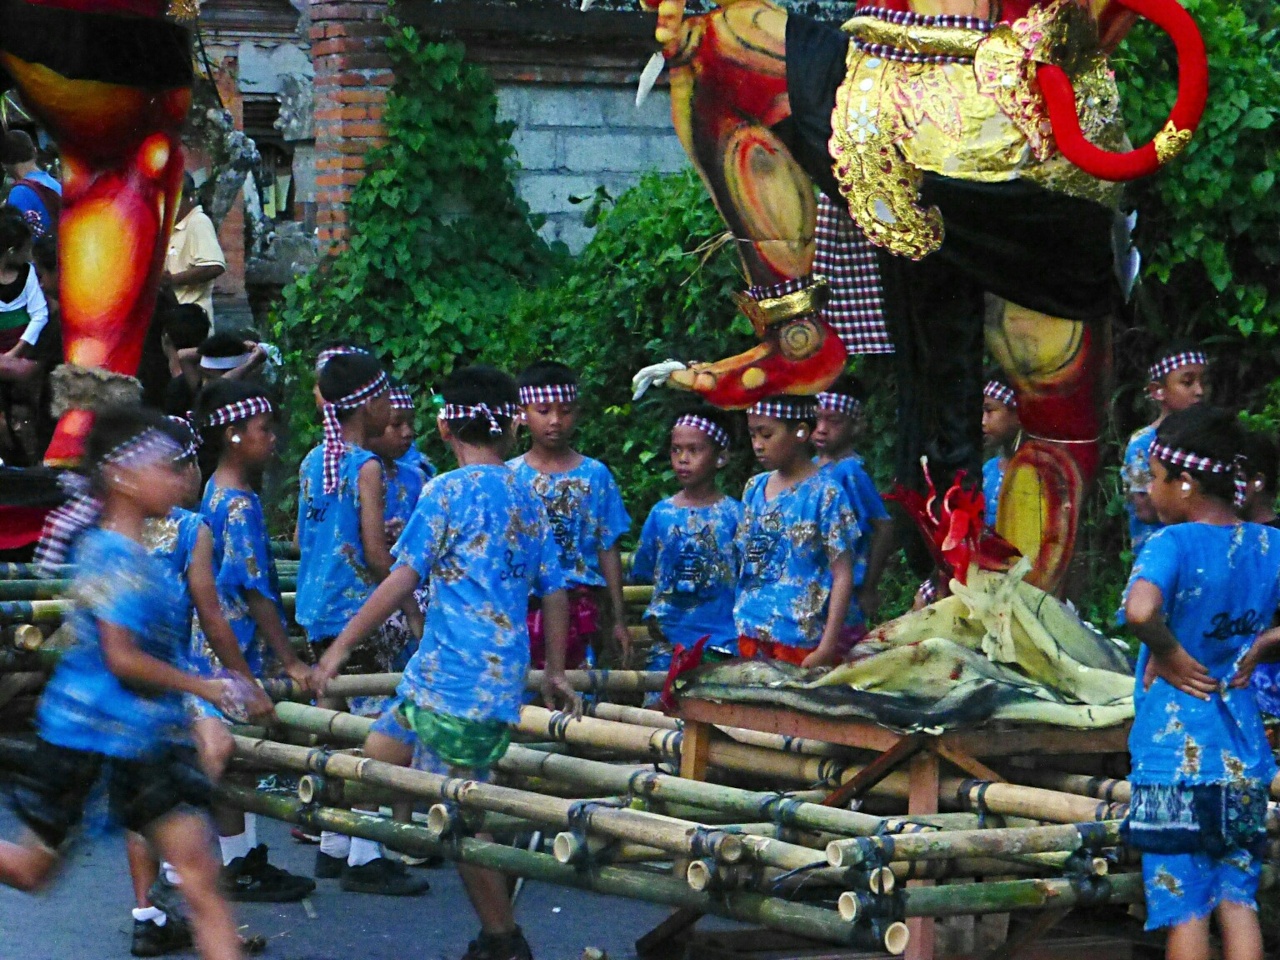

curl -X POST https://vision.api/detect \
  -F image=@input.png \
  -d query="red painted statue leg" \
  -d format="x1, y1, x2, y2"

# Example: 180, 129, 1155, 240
986, 299, 1110, 595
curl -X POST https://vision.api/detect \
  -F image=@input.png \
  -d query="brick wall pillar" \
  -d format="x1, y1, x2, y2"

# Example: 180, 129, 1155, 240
310, 0, 393, 256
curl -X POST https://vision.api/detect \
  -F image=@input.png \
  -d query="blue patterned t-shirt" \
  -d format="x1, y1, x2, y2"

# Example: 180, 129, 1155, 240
142, 507, 206, 637
38, 529, 191, 759
189, 481, 285, 677
1126, 523, 1280, 787
982, 456, 1005, 529
1124, 424, 1162, 553
507, 455, 630, 589
393, 465, 567, 723
384, 457, 424, 534
631, 496, 742, 653
818, 455, 886, 587
296, 443, 381, 642
397, 446, 436, 483
735, 471, 858, 649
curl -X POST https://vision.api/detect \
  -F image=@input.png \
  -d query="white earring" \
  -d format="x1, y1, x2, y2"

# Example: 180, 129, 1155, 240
1181, 482, 1191, 492
795, 430, 807, 440
231, 435, 242, 444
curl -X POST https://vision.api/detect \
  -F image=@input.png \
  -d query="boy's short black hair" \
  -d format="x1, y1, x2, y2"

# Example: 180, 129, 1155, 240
518, 360, 577, 390
1153, 405, 1244, 505
1149, 339, 1205, 383
193, 378, 274, 477
441, 365, 519, 445
0, 204, 31, 255
1241, 428, 1280, 495
317, 352, 384, 405
164, 304, 211, 352
983, 367, 1013, 390
198, 331, 252, 361
670, 404, 736, 448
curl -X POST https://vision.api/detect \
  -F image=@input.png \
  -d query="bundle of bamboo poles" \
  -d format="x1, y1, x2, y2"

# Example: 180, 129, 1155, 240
207, 697, 1280, 952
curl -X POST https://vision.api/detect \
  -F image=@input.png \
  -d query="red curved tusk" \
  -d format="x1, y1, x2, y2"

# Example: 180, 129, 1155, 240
1038, 0, 1208, 182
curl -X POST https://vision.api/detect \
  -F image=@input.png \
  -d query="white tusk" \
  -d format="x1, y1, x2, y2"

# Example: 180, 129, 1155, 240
632, 359, 687, 400
580, 0, 596, 9
636, 51, 666, 108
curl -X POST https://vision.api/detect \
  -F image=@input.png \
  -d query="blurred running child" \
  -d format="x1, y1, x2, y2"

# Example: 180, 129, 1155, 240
738, 396, 858, 668
509, 361, 630, 668
1123, 404, 1280, 960
191, 380, 315, 903
313, 365, 579, 960
4, 406, 246, 960
295, 351, 428, 895
981, 374, 1022, 530
631, 408, 742, 675
1124, 343, 1206, 553
812, 374, 893, 624
126, 417, 274, 955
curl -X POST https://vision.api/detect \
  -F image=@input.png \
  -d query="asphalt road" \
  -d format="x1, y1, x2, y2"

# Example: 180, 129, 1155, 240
0, 811, 722, 960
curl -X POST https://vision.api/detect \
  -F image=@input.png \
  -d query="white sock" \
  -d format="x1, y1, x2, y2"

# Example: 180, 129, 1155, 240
219, 831, 252, 866
319, 831, 350, 859
133, 906, 166, 925
161, 862, 181, 886
347, 837, 381, 867
243, 813, 258, 851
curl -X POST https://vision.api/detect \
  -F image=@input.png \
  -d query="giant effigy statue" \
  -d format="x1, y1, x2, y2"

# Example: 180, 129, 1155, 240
0, 0, 193, 466
632, 0, 1206, 592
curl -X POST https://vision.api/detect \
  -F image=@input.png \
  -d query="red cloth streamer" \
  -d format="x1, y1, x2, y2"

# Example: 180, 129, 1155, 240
659, 636, 710, 714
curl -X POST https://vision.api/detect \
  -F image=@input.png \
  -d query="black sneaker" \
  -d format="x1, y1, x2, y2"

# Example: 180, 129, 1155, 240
131, 917, 192, 957
222, 844, 316, 902
315, 849, 345, 880
340, 857, 431, 896
145, 874, 187, 923
460, 927, 533, 960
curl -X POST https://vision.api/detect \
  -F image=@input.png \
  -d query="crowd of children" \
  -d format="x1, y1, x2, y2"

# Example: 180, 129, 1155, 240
5, 327, 1280, 960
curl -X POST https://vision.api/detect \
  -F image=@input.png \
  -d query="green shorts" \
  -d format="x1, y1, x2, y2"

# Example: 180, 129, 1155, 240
399, 702, 511, 774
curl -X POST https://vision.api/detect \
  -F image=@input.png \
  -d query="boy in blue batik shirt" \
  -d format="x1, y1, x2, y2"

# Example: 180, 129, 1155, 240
1124, 342, 1207, 554
811, 375, 892, 625
509, 361, 631, 669
739, 396, 859, 668
1123, 406, 1280, 960
631, 409, 742, 672
314, 365, 578, 960
980, 375, 1021, 530
386, 383, 436, 486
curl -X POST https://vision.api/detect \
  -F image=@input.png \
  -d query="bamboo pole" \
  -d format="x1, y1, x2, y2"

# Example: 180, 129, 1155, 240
232, 733, 765, 867
220, 784, 901, 953
1004, 768, 1132, 804
826, 822, 1122, 868
838, 873, 1144, 922
0, 593, 297, 624
264, 670, 669, 700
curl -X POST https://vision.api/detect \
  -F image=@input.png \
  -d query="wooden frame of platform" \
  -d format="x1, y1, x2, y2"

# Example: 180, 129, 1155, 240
671, 698, 1132, 960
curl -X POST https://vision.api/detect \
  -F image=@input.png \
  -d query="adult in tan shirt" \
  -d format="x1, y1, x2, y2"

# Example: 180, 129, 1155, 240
164, 172, 225, 324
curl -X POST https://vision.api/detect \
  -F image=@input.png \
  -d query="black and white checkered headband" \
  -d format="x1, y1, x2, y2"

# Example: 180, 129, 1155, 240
34, 430, 184, 574
1149, 351, 1207, 383
1150, 441, 1249, 508
748, 399, 817, 422
983, 381, 1017, 409
203, 396, 273, 430
322, 370, 390, 494
389, 386, 414, 411
673, 414, 730, 449
815, 392, 862, 417
442, 402, 516, 435
166, 416, 200, 459
518, 383, 577, 405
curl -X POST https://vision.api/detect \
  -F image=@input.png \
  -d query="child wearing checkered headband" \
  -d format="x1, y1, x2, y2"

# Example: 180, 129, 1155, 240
631, 408, 743, 678
9, 405, 249, 957
813, 374, 893, 625
738, 395, 860, 670
981, 373, 1022, 531
510, 360, 631, 671
191, 379, 317, 895
1124, 341, 1209, 554
1123, 404, 1280, 947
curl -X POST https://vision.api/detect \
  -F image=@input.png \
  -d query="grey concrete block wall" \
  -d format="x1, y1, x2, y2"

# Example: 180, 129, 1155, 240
497, 84, 689, 253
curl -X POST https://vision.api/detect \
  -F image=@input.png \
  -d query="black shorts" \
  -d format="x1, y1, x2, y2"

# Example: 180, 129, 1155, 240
9, 739, 211, 850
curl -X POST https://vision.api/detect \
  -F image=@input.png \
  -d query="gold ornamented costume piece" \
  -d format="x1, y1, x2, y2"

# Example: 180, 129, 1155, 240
731, 277, 830, 338
1153, 120, 1194, 164
830, 1, 1126, 260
